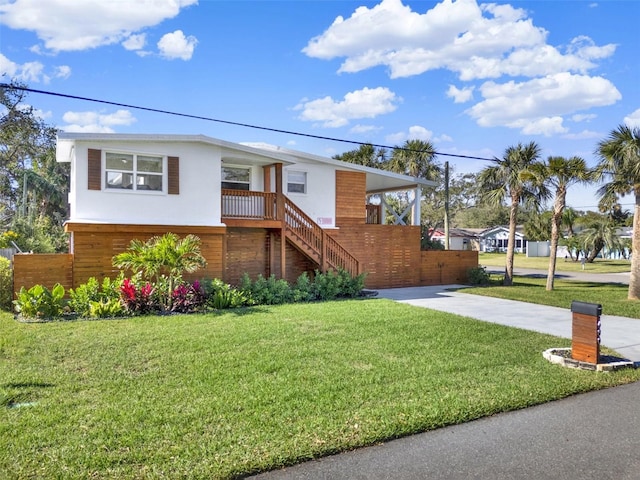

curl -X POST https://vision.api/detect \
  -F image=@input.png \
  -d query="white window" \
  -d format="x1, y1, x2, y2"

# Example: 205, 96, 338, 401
222, 166, 251, 190
287, 170, 307, 194
105, 152, 163, 192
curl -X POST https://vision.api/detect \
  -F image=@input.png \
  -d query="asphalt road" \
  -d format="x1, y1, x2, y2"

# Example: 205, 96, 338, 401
251, 382, 640, 480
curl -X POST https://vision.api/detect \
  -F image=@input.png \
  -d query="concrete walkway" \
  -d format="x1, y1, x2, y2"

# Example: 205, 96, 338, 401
250, 283, 640, 480
376, 284, 640, 363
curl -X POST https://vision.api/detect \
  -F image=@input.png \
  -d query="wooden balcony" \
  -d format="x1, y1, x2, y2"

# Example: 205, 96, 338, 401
221, 189, 281, 228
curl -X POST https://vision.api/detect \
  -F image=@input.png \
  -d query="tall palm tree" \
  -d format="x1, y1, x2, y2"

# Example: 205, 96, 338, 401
388, 139, 439, 179
595, 124, 640, 299
541, 156, 594, 290
478, 142, 549, 286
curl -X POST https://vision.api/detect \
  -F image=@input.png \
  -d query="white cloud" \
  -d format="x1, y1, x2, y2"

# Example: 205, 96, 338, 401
624, 108, 640, 129
157, 30, 198, 60
571, 113, 597, 123
122, 33, 147, 51
61, 109, 136, 133
562, 130, 602, 140
294, 87, 401, 128
0, 53, 61, 83
350, 124, 383, 134
466, 73, 621, 135
385, 125, 451, 145
303, 0, 616, 80
0, 0, 198, 52
447, 85, 474, 103
54, 65, 71, 79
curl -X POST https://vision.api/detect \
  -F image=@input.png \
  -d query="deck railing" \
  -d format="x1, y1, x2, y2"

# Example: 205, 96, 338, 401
284, 198, 360, 276
221, 189, 278, 220
366, 204, 382, 224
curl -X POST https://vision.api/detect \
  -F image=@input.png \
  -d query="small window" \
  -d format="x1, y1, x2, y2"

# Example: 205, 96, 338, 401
222, 166, 250, 190
287, 170, 307, 194
105, 152, 163, 192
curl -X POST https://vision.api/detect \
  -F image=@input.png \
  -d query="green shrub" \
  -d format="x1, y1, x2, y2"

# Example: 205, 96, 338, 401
291, 272, 314, 302
312, 269, 342, 301
468, 266, 490, 285
337, 269, 366, 298
0, 257, 12, 311
244, 274, 292, 305
204, 279, 247, 310
89, 298, 125, 318
69, 275, 123, 318
13, 283, 65, 320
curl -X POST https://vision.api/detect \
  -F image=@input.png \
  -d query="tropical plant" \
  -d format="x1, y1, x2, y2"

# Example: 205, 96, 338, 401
576, 212, 623, 262
171, 280, 206, 313
13, 283, 65, 319
538, 156, 594, 290
205, 278, 247, 309
120, 277, 157, 315
595, 124, 640, 299
477, 142, 549, 285
332, 143, 387, 168
112, 233, 206, 309
68, 275, 123, 318
388, 139, 439, 180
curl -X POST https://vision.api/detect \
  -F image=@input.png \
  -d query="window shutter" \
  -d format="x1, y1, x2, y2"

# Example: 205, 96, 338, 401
168, 156, 179, 194
88, 148, 101, 190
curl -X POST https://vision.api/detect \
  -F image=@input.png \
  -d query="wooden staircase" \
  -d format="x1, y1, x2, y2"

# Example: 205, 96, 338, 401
283, 197, 360, 277
221, 189, 360, 277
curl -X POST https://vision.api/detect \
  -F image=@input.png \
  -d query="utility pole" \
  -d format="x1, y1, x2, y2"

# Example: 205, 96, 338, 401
444, 161, 450, 250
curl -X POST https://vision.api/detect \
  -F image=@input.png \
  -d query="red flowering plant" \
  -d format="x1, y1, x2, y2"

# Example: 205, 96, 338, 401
120, 277, 159, 315
171, 280, 206, 314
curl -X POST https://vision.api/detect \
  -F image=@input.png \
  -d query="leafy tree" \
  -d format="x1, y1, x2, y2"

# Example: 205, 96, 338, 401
538, 156, 594, 290
595, 124, 640, 299
113, 233, 206, 310
477, 142, 549, 286
524, 210, 552, 242
0, 82, 69, 252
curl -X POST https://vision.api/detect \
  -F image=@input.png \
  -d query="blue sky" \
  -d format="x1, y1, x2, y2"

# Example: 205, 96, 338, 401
1, 0, 639, 212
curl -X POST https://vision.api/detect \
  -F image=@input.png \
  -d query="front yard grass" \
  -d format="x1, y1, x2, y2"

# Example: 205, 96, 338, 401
463, 277, 640, 319
2, 300, 640, 479
479, 252, 631, 273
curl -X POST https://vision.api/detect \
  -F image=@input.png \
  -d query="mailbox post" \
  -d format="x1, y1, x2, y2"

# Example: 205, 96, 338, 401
571, 301, 602, 364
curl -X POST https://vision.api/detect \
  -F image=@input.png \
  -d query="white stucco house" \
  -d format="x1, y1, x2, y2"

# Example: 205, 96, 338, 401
46, 132, 476, 290
478, 225, 527, 253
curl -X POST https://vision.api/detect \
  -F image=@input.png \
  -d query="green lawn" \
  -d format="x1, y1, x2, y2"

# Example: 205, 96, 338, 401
463, 277, 640, 319
2, 301, 639, 479
479, 252, 631, 273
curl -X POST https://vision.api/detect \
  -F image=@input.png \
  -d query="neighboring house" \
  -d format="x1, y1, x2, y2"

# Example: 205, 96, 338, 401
478, 225, 527, 254
429, 228, 483, 251
36, 132, 480, 291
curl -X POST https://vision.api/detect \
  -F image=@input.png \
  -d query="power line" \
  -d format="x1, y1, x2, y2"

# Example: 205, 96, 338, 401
1, 83, 497, 162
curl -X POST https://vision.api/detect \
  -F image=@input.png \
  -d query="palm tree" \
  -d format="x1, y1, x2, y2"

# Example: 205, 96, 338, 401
595, 124, 640, 299
113, 233, 206, 309
333, 143, 387, 169
541, 156, 594, 290
561, 207, 579, 237
388, 139, 439, 179
477, 142, 549, 286
577, 213, 622, 262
